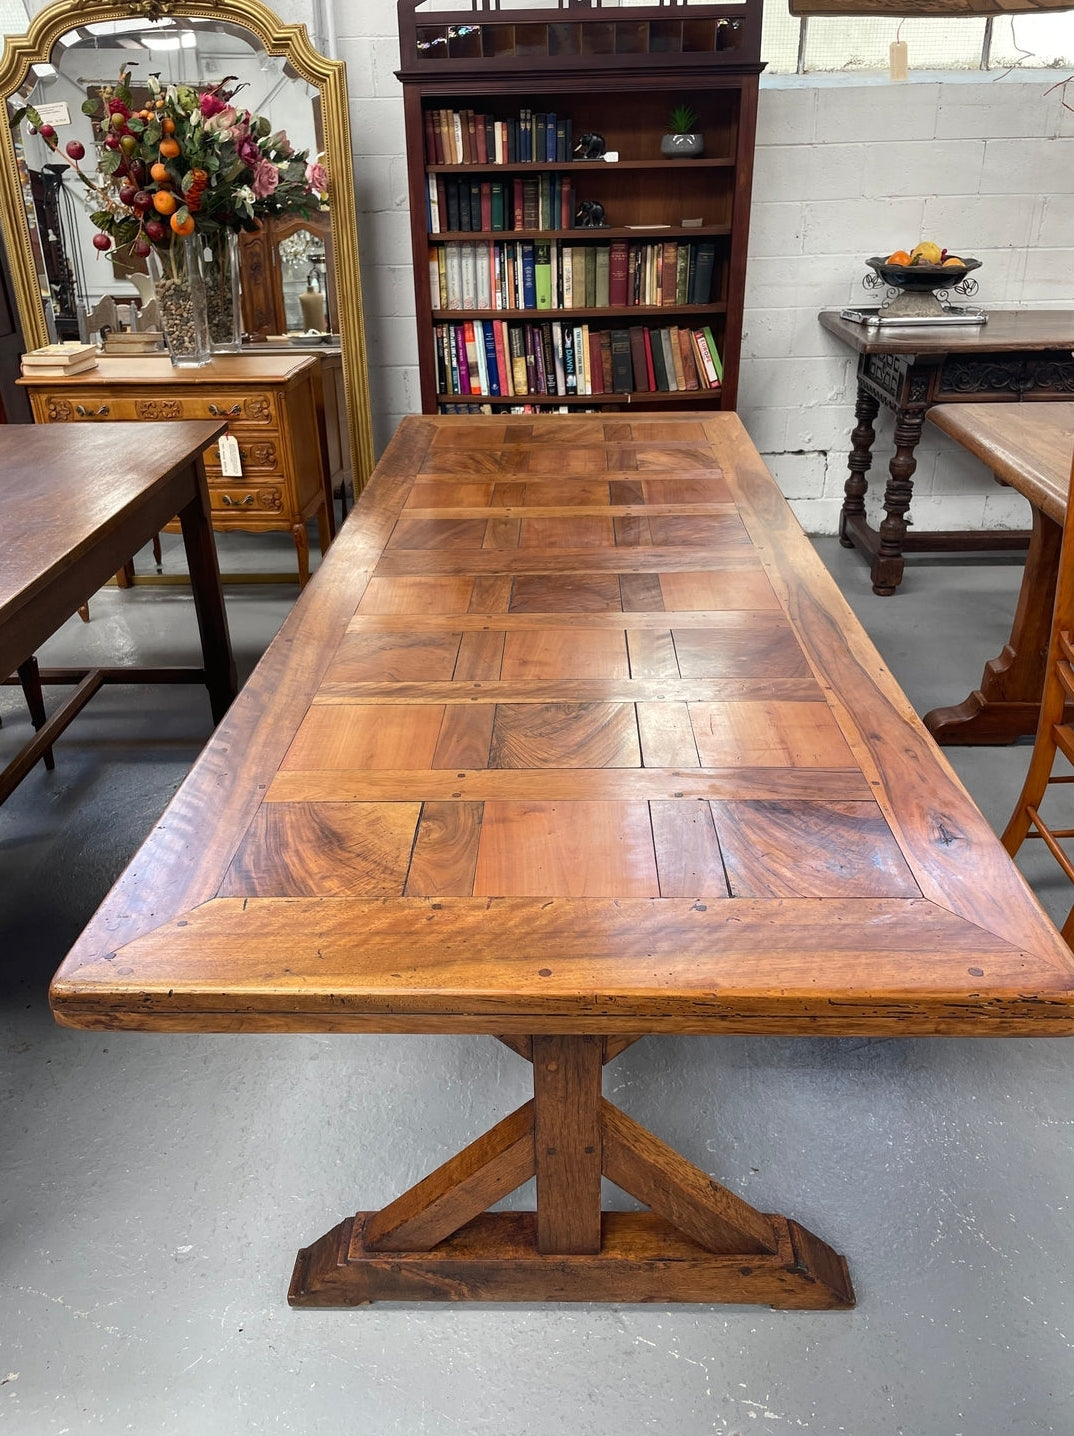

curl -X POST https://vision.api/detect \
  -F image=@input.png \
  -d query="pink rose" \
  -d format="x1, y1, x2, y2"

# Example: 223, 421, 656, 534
305, 161, 328, 194
238, 133, 261, 167
199, 92, 226, 118
204, 105, 238, 133
251, 159, 279, 198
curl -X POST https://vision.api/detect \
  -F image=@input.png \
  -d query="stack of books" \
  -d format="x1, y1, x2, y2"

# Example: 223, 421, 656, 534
101, 330, 164, 356
20, 342, 99, 378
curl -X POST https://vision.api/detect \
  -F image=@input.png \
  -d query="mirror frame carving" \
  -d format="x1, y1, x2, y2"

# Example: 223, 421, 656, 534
0, 0, 374, 490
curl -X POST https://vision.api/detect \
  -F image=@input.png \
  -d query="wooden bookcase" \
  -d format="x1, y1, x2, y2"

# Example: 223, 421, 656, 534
396, 0, 763, 414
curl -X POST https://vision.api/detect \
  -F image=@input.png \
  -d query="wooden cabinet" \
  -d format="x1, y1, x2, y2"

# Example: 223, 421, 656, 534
20, 353, 333, 586
396, 0, 762, 414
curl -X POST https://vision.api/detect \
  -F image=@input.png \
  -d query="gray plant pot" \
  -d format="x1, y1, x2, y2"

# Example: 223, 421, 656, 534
660, 133, 704, 158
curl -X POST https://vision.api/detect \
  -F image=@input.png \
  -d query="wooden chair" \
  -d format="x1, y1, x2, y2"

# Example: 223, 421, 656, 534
1002, 450, 1074, 941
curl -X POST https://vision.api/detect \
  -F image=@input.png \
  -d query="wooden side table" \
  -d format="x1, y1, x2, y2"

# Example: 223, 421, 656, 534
820, 310, 1074, 595
20, 353, 335, 587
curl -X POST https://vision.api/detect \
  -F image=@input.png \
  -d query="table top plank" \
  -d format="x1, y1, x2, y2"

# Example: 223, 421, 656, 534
819, 308, 1074, 357
50, 413, 1074, 1037
927, 401, 1074, 524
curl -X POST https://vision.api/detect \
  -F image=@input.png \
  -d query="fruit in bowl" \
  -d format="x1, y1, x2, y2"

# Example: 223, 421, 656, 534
869, 247, 981, 290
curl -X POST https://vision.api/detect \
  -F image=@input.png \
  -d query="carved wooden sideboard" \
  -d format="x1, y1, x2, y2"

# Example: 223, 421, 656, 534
20, 353, 333, 586
820, 309, 1074, 596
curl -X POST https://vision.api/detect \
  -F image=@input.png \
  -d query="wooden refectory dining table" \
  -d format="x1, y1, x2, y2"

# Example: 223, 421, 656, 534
49, 413, 1074, 1311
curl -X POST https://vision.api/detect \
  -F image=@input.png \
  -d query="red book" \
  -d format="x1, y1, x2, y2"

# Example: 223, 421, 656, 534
642, 327, 656, 391
588, 329, 604, 395
475, 113, 488, 165
424, 109, 438, 164
677, 326, 700, 390
493, 319, 512, 397
480, 181, 492, 233
560, 176, 573, 230
512, 178, 525, 230
599, 332, 614, 393
661, 241, 678, 307
608, 241, 629, 307
466, 110, 478, 165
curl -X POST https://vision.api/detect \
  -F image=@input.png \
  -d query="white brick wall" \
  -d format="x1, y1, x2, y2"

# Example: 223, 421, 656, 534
19, 0, 1072, 528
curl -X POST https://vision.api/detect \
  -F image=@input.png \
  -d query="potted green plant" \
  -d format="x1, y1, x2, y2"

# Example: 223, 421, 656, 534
660, 104, 703, 158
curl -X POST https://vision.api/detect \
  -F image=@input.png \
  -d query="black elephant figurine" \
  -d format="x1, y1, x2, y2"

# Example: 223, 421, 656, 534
573, 131, 606, 161
575, 199, 606, 229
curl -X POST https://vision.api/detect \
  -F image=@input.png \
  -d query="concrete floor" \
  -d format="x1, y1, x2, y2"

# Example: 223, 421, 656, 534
2, 527, 1072, 1436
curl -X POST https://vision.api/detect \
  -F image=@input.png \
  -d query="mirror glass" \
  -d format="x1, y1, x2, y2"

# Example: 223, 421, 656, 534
7, 15, 335, 342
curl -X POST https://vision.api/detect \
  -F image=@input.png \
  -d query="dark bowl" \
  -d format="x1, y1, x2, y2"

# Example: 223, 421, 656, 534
867, 255, 981, 291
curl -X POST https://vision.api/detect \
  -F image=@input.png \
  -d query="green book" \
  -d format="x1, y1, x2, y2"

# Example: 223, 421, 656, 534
702, 325, 724, 382
535, 241, 552, 310
584, 245, 597, 308
594, 246, 610, 308
490, 180, 505, 233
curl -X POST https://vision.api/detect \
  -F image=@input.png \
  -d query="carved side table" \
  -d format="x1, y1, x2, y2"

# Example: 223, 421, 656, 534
819, 310, 1074, 595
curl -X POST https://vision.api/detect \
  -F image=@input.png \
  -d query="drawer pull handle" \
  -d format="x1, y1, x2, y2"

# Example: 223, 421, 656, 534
208, 403, 242, 417
74, 404, 109, 417
220, 493, 256, 507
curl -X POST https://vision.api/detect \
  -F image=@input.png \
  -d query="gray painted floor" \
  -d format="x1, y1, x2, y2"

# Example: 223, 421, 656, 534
2, 528, 1072, 1436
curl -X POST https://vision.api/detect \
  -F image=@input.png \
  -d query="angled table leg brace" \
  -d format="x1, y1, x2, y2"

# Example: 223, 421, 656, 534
289, 1036, 854, 1310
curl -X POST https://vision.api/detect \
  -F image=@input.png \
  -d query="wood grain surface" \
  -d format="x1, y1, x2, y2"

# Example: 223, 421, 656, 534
50, 413, 1074, 1036
927, 401, 1073, 526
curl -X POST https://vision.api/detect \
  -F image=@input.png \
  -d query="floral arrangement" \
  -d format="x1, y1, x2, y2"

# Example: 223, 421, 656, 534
18, 69, 327, 260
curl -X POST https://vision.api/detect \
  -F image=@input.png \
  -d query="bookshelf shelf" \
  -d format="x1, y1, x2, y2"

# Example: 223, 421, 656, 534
398, 0, 762, 414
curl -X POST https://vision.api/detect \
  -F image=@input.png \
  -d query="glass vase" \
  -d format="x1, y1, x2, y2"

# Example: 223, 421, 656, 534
202, 230, 243, 353
147, 236, 210, 369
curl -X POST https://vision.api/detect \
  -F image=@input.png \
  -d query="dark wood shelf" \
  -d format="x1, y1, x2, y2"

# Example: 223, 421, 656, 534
428, 227, 732, 242
426, 158, 736, 173
432, 304, 729, 320
437, 389, 723, 407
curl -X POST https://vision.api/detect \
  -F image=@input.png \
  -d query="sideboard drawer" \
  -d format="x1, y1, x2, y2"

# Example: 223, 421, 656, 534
37, 390, 281, 427
208, 481, 287, 516
204, 432, 287, 479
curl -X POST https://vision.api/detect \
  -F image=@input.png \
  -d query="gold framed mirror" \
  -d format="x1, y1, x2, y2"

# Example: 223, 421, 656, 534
0, 0, 374, 491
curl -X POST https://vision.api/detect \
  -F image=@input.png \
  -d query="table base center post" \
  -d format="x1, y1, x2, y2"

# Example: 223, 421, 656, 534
288, 1036, 855, 1309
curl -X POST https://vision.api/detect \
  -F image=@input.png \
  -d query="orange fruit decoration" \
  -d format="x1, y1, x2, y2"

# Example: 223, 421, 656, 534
943, 256, 964, 267
162, 117, 176, 135
886, 250, 912, 266
152, 189, 178, 215
170, 211, 195, 236
150, 162, 170, 184
159, 138, 181, 159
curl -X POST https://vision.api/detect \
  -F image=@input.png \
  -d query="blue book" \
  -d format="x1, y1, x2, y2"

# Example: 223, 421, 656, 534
521, 242, 537, 310
481, 320, 501, 395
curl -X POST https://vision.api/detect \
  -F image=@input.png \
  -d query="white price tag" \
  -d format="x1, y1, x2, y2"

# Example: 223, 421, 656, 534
218, 433, 243, 477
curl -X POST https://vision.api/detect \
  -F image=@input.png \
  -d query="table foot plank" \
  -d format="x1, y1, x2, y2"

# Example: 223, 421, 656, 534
288, 1211, 854, 1309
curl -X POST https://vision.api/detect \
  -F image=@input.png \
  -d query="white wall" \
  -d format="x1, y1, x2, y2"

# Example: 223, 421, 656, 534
19, 0, 1074, 531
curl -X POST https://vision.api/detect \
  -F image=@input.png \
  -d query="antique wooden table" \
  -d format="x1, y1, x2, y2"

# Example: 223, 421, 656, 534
820, 309, 1074, 595
923, 401, 1073, 745
0, 421, 236, 804
50, 413, 1074, 1310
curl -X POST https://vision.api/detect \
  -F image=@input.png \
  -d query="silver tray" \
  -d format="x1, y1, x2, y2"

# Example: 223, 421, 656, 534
839, 305, 988, 328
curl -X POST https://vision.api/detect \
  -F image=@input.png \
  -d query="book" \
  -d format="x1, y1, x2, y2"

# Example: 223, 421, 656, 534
677, 326, 700, 390
691, 327, 719, 388
661, 242, 678, 307
534, 241, 552, 310
628, 326, 648, 391
475, 241, 491, 310
521, 242, 537, 309
553, 320, 569, 394
675, 245, 690, 306
480, 181, 492, 233
455, 325, 472, 394
690, 241, 717, 305
21, 342, 97, 367
594, 246, 610, 308
608, 242, 629, 307
588, 329, 604, 395
19, 356, 98, 377
493, 319, 512, 397
702, 325, 724, 381
609, 329, 633, 393
667, 327, 686, 391
584, 246, 597, 307
642, 327, 657, 390
600, 332, 614, 393
650, 329, 669, 391
490, 180, 505, 232
482, 321, 501, 395
509, 324, 528, 393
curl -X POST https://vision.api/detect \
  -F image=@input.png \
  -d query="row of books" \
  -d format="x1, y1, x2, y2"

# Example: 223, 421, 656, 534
430, 239, 719, 313
440, 403, 606, 415
424, 107, 574, 167
434, 320, 724, 399
427, 174, 578, 235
